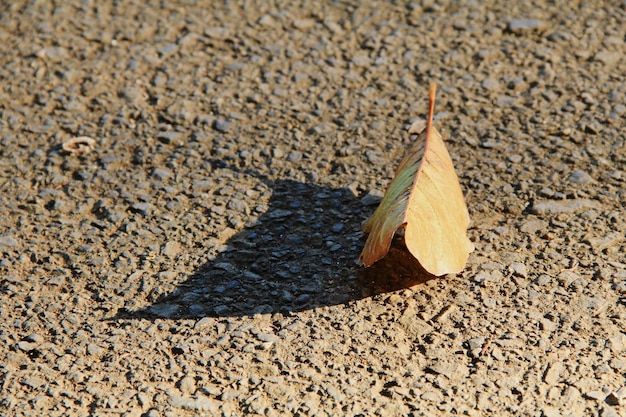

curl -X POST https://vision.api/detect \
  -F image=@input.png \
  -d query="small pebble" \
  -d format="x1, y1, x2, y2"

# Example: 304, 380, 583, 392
213, 119, 232, 133
156, 131, 182, 144
0, 236, 18, 247
538, 187, 555, 197
227, 198, 249, 214
131, 203, 153, 216
293, 18, 315, 30
87, 343, 104, 356
296, 294, 310, 304
158, 43, 178, 55
255, 333, 280, 343
481, 78, 499, 90
149, 304, 180, 318
361, 189, 383, 206
508, 19, 545, 33
421, 390, 444, 402
152, 168, 173, 180
192, 180, 213, 192
214, 305, 230, 315
258, 14, 275, 27
22, 377, 46, 389
24, 334, 43, 343
509, 262, 528, 278
586, 390, 606, 401
568, 170, 593, 184
531, 199, 600, 215
594, 51, 622, 66
15, 341, 38, 352
467, 336, 485, 350
600, 406, 621, 417
168, 391, 219, 412
162, 241, 181, 258
178, 376, 196, 394
541, 407, 561, 417
287, 151, 303, 163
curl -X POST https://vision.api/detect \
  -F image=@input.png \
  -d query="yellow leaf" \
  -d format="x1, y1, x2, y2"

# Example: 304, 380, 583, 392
360, 83, 473, 276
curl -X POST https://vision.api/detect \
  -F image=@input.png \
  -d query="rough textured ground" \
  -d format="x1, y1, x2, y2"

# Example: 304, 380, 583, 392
1, 1, 625, 416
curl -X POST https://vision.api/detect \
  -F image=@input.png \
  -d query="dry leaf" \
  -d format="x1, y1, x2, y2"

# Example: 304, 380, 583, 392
359, 83, 473, 276
62, 136, 97, 155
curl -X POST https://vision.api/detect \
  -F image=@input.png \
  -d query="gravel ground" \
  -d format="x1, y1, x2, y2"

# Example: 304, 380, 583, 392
1, 1, 625, 416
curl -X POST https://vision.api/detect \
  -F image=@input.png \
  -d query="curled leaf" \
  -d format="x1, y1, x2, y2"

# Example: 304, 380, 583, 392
62, 136, 97, 155
359, 83, 473, 276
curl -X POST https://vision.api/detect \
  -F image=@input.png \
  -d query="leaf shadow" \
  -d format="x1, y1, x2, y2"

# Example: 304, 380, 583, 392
116, 163, 436, 320
359, 236, 438, 294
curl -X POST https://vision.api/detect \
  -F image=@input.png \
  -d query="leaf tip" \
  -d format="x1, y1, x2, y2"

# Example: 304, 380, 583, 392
429, 82, 437, 99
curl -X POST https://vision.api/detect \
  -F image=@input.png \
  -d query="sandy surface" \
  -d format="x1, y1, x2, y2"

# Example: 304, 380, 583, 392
1, 1, 625, 416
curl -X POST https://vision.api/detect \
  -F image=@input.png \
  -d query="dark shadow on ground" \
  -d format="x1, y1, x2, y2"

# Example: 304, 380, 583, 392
116, 163, 435, 319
